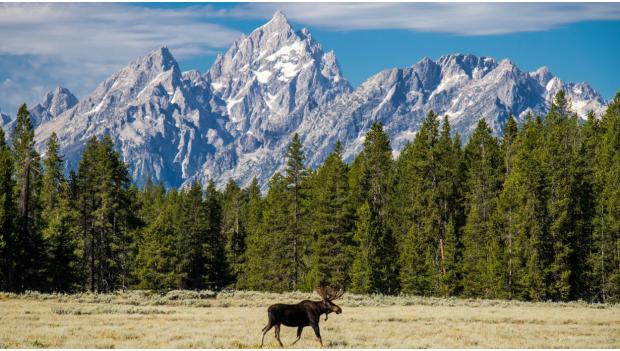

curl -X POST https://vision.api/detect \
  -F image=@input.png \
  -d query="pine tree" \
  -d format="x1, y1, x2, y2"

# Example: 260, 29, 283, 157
135, 189, 181, 290
539, 91, 585, 300
221, 179, 247, 285
492, 115, 519, 299
461, 119, 504, 298
285, 133, 310, 290
590, 92, 620, 302
204, 180, 228, 290
0, 128, 16, 290
350, 201, 374, 293
40, 133, 79, 291
306, 141, 355, 290
396, 113, 460, 296
435, 116, 463, 295
177, 182, 209, 289
237, 177, 264, 289
235, 135, 311, 291
76, 135, 137, 292
495, 114, 547, 300
349, 122, 398, 294
242, 173, 291, 291
12, 104, 45, 291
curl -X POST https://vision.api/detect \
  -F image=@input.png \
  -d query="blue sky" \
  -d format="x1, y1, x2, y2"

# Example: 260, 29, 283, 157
1, 2, 619, 114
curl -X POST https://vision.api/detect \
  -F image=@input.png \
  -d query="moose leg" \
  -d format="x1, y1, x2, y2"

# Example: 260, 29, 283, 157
274, 324, 284, 347
291, 327, 304, 345
260, 322, 274, 348
310, 322, 323, 347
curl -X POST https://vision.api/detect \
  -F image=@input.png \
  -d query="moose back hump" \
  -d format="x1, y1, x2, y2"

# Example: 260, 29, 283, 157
260, 287, 344, 347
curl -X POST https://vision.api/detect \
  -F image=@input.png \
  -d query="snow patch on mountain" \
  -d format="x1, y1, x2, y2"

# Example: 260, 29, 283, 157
29, 11, 608, 192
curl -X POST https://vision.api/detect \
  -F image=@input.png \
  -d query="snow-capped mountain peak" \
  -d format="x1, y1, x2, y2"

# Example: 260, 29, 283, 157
531, 66, 554, 86
29, 13, 608, 192
35, 45, 228, 187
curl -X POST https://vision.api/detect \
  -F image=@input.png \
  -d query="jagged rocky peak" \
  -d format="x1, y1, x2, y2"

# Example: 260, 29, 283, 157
29, 86, 78, 127
136, 45, 178, 72
265, 10, 291, 31
185, 11, 353, 189
437, 53, 498, 79
33, 42, 230, 189
208, 10, 349, 90
67, 45, 182, 119
26, 14, 607, 192
204, 9, 350, 141
531, 66, 554, 86
40, 86, 78, 117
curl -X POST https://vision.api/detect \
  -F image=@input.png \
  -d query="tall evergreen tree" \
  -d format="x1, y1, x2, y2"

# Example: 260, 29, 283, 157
590, 93, 620, 302
0, 128, 16, 290
135, 187, 179, 290
494, 114, 547, 300
306, 141, 355, 290
396, 113, 460, 296
492, 115, 519, 299
41, 133, 79, 291
204, 180, 228, 289
461, 119, 504, 298
237, 177, 264, 289
221, 179, 247, 285
11, 104, 45, 291
540, 91, 586, 300
349, 122, 398, 294
285, 133, 310, 290
177, 182, 209, 289
76, 135, 136, 292
242, 173, 291, 291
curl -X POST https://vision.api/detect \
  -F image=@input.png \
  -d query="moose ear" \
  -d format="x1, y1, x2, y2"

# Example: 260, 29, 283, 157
315, 287, 326, 300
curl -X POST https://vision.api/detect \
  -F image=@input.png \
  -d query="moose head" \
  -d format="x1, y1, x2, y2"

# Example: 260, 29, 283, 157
315, 286, 344, 320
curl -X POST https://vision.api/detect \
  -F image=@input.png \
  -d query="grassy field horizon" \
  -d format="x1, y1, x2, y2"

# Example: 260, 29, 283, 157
0, 290, 618, 348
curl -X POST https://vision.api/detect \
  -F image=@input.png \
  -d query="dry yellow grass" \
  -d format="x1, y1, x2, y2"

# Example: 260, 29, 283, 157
0, 290, 618, 348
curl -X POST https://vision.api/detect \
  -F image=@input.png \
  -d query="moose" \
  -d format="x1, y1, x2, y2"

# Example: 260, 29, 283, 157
260, 286, 344, 347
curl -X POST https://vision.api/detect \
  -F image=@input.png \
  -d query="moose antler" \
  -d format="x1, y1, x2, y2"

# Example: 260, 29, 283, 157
315, 286, 344, 301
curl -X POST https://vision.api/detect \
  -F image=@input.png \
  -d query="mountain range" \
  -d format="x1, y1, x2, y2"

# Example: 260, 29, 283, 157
0, 11, 608, 190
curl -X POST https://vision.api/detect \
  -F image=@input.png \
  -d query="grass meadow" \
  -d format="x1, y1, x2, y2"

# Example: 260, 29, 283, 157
0, 290, 618, 348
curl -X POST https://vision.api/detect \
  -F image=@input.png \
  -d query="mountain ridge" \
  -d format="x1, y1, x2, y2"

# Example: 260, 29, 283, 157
4, 11, 607, 190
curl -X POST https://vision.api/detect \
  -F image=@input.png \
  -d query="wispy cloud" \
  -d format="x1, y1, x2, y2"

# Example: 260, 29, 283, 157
0, 3, 241, 113
227, 3, 620, 35
0, 2, 619, 115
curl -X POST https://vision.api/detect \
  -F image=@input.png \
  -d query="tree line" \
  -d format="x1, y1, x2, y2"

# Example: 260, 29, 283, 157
0, 91, 619, 302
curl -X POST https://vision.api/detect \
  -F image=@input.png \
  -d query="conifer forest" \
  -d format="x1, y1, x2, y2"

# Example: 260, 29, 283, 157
1, 91, 619, 303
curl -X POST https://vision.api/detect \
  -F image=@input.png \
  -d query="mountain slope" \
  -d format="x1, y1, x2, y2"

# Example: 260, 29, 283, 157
30, 86, 79, 128
32, 11, 608, 190
186, 10, 352, 188
0, 86, 78, 137
296, 54, 607, 168
35, 47, 230, 187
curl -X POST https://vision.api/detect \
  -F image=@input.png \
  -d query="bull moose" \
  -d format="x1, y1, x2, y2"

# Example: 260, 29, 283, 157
260, 286, 344, 347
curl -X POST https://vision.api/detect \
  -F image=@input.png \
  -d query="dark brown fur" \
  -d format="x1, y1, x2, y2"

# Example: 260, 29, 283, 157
260, 287, 343, 347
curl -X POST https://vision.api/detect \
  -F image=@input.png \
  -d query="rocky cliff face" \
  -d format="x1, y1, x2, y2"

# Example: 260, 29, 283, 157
186, 10, 352, 188
30, 86, 79, 128
32, 11, 608, 190
1, 86, 78, 139
35, 47, 230, 187
296, 54, 607, 168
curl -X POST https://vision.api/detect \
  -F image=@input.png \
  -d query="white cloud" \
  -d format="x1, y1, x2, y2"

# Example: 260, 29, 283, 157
226, 3, 620, 36
1, 3, 619, 115
0, 3, 242, 114
0, 4, 240, 60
